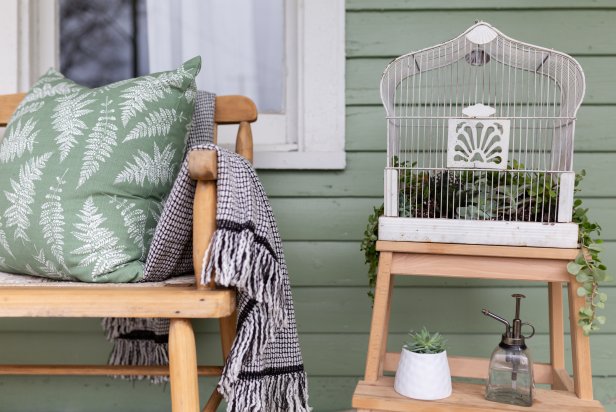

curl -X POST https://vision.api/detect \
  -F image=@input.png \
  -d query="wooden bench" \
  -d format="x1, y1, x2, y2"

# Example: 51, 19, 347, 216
0, 93, 257, 412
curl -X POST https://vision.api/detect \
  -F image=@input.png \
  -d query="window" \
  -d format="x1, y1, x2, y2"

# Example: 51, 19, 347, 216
3, 0, 346, 169
147, 0, 346, 169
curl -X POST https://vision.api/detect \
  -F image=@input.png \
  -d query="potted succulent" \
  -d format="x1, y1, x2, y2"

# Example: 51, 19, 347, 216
394, 327, 452, 400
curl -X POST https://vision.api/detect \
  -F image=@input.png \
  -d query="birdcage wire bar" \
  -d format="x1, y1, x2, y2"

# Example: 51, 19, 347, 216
379, 22, 584, 248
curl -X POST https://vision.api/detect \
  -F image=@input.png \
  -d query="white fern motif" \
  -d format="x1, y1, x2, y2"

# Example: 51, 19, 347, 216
3, 152, 53, 242
71, 197, 129, 278
77, 98, 118, 187
108, 195, 147, 258
124, 108, 185, 142
115, 143, 176, 186
23, 82, 78, 105
40, 174, 67, 266
0, 216, 14, 258
33, 248, 71, 280
52, 92, 95, 161
184, 81, 197, 103
0, 118, 40, 163
9, 101, 45, 123
145, 197, 167, 242
119, 65, 192, 126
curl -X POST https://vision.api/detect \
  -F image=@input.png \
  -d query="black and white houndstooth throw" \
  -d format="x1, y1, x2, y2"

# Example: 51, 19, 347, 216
103, 91, 310, 411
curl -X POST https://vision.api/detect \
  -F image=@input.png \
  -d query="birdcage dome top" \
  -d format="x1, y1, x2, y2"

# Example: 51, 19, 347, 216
380, 21, 585, 119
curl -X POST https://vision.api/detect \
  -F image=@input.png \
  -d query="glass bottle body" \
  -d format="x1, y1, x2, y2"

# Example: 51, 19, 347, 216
485, 344, 534, 407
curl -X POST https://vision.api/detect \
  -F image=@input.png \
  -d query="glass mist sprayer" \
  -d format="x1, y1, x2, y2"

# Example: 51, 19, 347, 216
482, 294, 536, 407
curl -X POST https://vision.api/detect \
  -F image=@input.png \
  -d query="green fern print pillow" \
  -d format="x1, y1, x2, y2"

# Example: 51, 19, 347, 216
0, 56, 201, 282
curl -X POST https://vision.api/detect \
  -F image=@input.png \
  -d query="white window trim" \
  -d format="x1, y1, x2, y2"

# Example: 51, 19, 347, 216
218, 0, 346, 170
0, 0, 58, 94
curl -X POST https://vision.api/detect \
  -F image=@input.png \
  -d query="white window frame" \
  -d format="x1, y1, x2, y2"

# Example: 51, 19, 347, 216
0, 0, 58, 94
217, 0, 346, 170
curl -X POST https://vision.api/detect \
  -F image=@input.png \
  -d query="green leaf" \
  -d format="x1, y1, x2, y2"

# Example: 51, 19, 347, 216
577, 287, 588, 297
567, 262, 582, 275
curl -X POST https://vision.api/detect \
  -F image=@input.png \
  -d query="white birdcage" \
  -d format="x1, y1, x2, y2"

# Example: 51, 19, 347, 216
379, 21, 585, 248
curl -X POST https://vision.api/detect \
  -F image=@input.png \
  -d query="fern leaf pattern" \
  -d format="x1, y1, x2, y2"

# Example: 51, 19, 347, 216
0, 215, 14, 258
3, 152, 53, 242
77, 98, 118, 187
124, 108, 184, 142
52, 92, 95, 161
108, 195, 147, 258
9, 101, 45, 123
32, 248, 72, 280
115, 143, 176, 186
0, 118, 40, 164
0, 118, 40, 163
40, 174, 67, 266
184, 80, 197, 103
23, 82, 78, 105
119, 65, 191, 126
71, 197, 129, 278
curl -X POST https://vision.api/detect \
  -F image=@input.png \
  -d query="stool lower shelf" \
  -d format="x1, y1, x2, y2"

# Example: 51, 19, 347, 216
352, 377, 605, 412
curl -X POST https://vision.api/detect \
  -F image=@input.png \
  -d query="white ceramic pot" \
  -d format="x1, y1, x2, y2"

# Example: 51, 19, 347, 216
394, 348, 452, 400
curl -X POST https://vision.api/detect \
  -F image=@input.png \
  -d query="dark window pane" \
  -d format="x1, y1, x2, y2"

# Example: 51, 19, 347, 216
60, 0, 149, 87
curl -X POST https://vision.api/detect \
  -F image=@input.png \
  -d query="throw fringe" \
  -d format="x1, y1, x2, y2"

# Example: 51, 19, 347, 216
223, 370, 311, 412
103, 317, 169, 383
203, 228, 288, 330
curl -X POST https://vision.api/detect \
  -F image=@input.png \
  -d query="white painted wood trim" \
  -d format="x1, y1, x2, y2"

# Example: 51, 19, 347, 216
253, 151, 345, 170
384, 169, 399, 217
558, 172, 575, 223
0, 0, 58, 93
378, 217, 579, 248
252, 0, 346, 169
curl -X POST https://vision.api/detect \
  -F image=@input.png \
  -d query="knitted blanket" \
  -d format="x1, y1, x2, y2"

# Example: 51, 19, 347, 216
103, 92, 310, 411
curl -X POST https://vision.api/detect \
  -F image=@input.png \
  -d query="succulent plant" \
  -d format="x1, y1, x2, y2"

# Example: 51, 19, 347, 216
403, 327, 447, 354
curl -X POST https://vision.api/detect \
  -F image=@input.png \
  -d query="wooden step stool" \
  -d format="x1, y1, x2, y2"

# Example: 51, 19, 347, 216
352, 241, 605, 412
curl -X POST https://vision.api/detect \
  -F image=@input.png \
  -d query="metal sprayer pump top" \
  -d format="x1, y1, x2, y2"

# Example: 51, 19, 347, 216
482, 294, 535, 348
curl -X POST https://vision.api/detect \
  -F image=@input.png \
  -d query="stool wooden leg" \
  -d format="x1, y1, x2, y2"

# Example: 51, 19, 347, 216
202, 311, 237, 412
567, 280, 594, 400
364, 252, 394, 382
548, 282, 570, 390
170, 318, 200, 412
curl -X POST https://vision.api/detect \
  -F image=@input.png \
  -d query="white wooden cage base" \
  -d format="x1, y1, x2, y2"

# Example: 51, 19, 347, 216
378, 217, 578, 248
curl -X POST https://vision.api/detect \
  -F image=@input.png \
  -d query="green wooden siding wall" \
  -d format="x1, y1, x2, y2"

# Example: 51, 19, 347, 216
2, 1, 616, 410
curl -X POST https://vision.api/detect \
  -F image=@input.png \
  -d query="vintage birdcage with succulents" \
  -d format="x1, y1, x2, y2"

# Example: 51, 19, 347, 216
379, 21, 585, 248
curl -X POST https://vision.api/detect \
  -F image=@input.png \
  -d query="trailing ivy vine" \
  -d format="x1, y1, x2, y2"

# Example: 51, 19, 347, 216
361, 169, 610, 333
567, 170, 612, 335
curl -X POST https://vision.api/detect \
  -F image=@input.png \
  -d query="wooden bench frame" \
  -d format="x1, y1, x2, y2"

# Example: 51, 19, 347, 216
0, 93, 257, 412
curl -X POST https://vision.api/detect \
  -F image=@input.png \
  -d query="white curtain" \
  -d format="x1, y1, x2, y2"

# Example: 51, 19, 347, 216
146, 0, 284, 113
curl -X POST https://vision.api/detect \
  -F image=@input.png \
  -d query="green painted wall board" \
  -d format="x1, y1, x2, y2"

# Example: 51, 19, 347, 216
261, 154, 616, 197
346, 11, 616, 56
346, 106, 616, 152
347, 0, 616, 10
346, 57, 616, 105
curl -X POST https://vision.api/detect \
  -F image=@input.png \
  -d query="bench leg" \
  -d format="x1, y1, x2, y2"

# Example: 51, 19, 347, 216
567, 280, 594, 400
202, 311, 237, 412
170, 318, 200, 412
